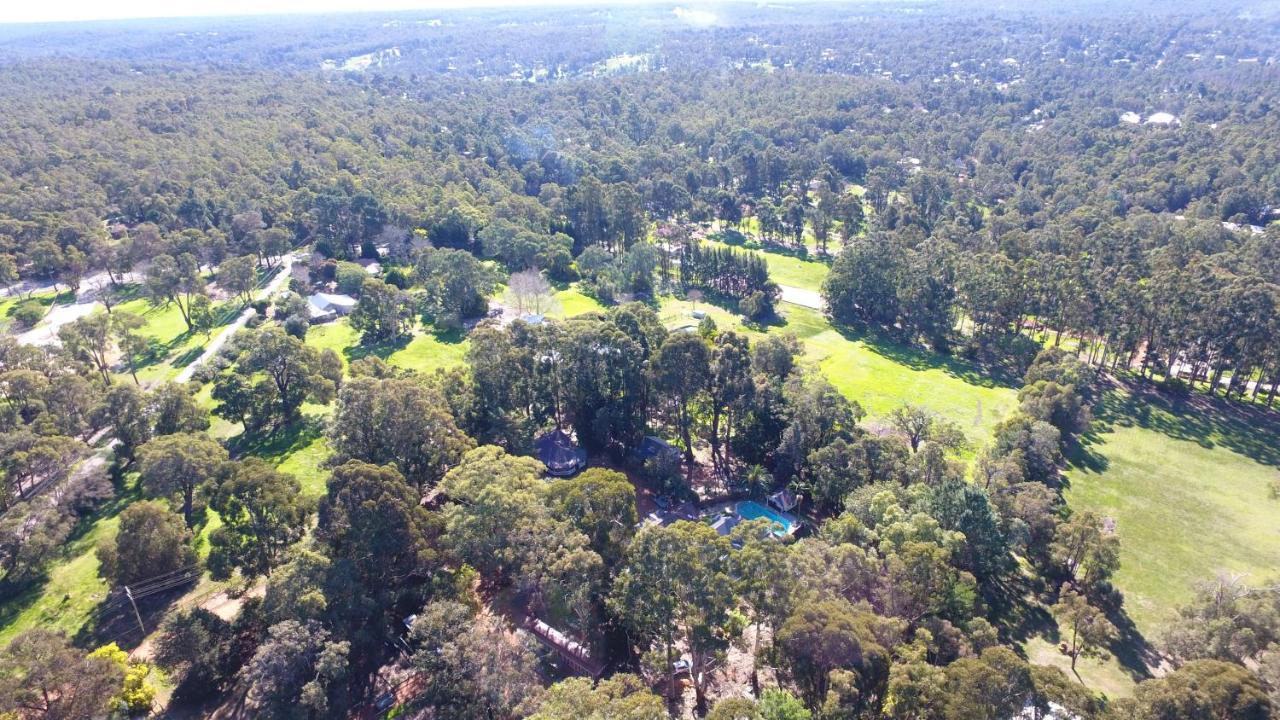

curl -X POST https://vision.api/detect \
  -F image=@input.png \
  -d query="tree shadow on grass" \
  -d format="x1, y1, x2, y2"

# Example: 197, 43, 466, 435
829, 323, 1021, 390
1073, 376, 1280, 470
994, 574, 1156, 684
991, 573, 1057, 649
170, 344, 208, 370
1104, 594, 1158, 683
0, 581, 45, 639
77, 578, 198, 651
430, 326, 467, 344
127, 335, 190, 375
1061, 435, 1109, 475
227, 417, 326, 464
343, 334, 411, 363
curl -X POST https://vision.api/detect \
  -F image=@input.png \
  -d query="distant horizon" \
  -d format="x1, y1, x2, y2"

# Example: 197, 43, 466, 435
0, 0, 741, 26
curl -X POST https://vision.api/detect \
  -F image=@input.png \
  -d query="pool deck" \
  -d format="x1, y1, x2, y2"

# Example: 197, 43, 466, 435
702, 499, 801, 538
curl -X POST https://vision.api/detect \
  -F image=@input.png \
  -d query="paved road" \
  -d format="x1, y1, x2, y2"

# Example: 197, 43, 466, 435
174, 255, 294, 384
16, 301, 99, 345
778, 284, 824, 310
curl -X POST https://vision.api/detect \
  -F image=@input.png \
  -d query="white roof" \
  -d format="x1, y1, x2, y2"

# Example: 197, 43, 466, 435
309, 292, 356, 309
1145, 112, 1179, 125
307, 292, 357, 317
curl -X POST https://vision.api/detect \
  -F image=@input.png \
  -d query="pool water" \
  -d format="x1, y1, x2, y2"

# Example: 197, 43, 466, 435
735, 500, 799, 537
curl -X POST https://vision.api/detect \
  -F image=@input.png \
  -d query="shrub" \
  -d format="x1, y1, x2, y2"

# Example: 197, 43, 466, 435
190, 363, 220, 385
12, 300, 45, 328
335, 262, 367, 295
384, 266, 410, 289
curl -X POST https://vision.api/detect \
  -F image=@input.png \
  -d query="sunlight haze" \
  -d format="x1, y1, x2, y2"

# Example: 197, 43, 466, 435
0, 0, 654, 24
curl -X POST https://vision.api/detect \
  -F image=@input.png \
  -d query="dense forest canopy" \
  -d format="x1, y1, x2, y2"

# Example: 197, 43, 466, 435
1, 2, 1279, 719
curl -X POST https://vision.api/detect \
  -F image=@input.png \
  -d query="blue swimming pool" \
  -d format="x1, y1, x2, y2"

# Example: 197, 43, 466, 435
735, 500, 799, 537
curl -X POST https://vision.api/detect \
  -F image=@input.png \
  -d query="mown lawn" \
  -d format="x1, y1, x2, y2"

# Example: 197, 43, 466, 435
779, 306, 1017, 443
113, 296, 234, 386
304, 317, 467, 375
550, 287, 606, 318
304, 318, 361, 368
702, 238, 830, 293
654, 297, 1018, 445
386, 330, 469, 374
1064, 387, 1280, 637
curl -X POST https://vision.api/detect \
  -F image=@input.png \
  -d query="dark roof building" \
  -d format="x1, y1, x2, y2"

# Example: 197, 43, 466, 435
710, 513, 743, 536
632, 435, 681, 464
535, 428, 587, 477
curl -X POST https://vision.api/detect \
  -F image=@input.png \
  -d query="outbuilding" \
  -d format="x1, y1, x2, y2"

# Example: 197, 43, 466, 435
307, 292, 357, 322
535, 428, 587, 477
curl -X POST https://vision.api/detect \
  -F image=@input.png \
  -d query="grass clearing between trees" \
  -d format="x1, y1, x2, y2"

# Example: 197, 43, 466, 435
655, 296, 1019, 446
703, 238, 831, 293
780, 306, 1018, 444
1024, 636, 1136, 699
0, 474, 227, 649
385, 330, 468, 374
303, 317, 468, 375
1064, 386, 1280, 638
549, 287, 606, 318
113, 296, 234, 386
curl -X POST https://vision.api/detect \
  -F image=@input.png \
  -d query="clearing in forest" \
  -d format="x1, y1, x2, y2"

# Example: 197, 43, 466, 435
1064, 386, 1280, 638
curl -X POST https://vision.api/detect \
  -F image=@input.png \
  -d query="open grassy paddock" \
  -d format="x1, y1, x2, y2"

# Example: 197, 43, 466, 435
702, 237, 831, 293
657, 294, 1019, 445
781, 305, 1018, 443
1064, 386, 1280, 637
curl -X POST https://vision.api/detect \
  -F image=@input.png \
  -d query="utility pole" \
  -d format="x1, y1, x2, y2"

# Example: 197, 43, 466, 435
124, 586, 145, 637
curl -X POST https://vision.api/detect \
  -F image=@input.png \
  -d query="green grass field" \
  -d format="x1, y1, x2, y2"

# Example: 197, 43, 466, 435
656, 296, 1018, 444
550, 287, 606, 318
304, 318, 362, 367
385, 330, 469, 374
113, 295, 234, 386
1064, 387, 1280, 637
702, 238, 830, 293
304, 317, 468, 375
782, 306, 1017, 442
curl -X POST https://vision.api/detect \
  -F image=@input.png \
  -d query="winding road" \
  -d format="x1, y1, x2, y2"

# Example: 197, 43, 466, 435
174, 255, 294, 383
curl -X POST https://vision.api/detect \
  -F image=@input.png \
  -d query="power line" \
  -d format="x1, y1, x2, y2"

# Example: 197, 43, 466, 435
126, 572, 202, 602
97, 564, 203, 603
123, 563, 203, 594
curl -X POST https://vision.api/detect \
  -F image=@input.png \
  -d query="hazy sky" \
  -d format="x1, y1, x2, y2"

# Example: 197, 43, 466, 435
0, 0, 647, 25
